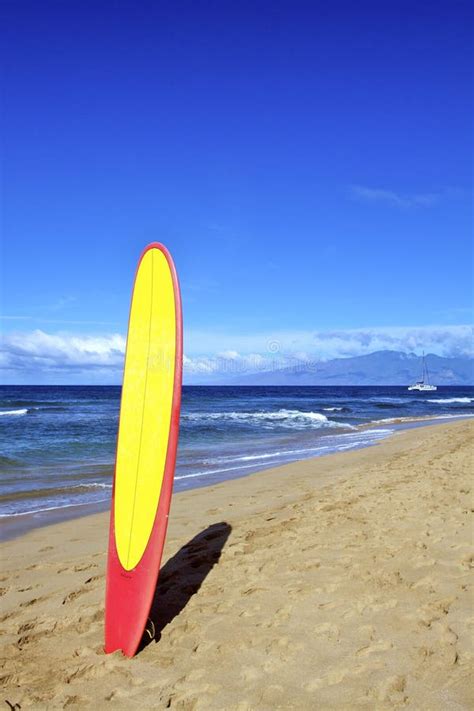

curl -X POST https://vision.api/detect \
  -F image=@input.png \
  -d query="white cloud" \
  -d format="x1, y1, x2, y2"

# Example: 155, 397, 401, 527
1, 330, 126, 374
185, 325, 473, 361
182, 325, 472, 380
309, 325, 473, 359
1, 325, 472, 383
350, 185, 438, 208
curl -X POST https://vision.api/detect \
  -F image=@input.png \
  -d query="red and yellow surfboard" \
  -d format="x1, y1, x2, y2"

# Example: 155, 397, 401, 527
105, 243, 182, 657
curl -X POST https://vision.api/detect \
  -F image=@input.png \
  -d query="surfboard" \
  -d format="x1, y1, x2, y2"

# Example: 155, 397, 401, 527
104, 243, 183, 657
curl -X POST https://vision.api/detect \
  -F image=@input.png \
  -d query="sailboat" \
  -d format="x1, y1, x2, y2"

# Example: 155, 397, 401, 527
408, 352, 437, 391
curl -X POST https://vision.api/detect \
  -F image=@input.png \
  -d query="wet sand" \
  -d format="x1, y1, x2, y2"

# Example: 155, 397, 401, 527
1, 419, 473, 709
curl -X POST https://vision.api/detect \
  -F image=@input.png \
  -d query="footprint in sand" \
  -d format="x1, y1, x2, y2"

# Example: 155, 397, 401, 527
84, 575, 102, 585
17, 621, 35, 634
17, 619, 57, 648
19, 596, 46, 608
62, 695, 87, 707
460, 552, 473, 569
314, 622, 340, 641
355, 640, 393, 657
376, 675, 408, 704
62, 588, 88, 605
76, 608, 104, 634
62, 575, 102, 604
73, 563, 98, 572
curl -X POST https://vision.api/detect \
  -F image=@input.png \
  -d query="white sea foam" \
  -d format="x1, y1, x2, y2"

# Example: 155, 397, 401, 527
368, 397, 408, 404
179, 428, 395, 479
85, 482, 112, 489
373, 414, 473, 425
0, 497, 110, 518
184, 408, 352, 430
0, 409, 28, 417
0, 482, 112, 519
69, 482, 112, 490
323, 407, 344, 411
428, 397, 473, 404
203, 431, 392, 466
204, 445, 333, 465
338, 428, 394, 437
175, 462, 262, 481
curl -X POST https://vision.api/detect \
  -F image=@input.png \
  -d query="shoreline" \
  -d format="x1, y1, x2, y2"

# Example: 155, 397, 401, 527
2, 413, 472, 542
1, 418, 472, 709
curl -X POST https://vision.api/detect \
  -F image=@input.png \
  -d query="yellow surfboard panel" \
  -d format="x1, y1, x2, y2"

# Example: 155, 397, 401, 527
114, 248, 176, 571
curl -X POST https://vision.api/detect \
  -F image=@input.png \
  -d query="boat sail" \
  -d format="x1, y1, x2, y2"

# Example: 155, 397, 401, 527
408, 352, 437, 391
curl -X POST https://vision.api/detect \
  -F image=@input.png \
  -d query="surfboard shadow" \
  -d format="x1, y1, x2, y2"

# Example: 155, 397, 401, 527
139, 521, 232, 651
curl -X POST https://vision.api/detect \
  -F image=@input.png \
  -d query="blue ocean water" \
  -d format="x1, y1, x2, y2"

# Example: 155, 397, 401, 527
1, 385, 473, 530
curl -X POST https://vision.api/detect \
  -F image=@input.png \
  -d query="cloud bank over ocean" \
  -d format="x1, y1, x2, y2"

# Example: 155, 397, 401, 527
1, 325, 472, 383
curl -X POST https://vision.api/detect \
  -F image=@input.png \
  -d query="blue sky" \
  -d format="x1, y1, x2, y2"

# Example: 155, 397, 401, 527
1, 0, 472, 383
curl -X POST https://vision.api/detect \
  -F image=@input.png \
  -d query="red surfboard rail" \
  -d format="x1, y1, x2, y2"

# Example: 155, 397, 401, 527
104, 243, 183, 657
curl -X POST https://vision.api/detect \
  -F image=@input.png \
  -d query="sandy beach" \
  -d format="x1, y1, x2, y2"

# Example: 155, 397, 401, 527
1, 419, 472, 709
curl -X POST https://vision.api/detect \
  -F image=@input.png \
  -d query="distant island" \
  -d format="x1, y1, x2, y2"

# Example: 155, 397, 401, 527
186, 350, 474, 386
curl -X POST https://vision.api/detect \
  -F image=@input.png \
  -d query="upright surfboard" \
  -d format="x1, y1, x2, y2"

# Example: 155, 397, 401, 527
105, 243, 182, 657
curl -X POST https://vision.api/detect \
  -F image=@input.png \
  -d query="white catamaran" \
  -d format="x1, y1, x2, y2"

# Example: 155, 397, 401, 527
408, 352, 437, 392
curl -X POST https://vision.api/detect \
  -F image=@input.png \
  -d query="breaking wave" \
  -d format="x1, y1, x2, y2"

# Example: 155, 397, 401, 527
183, 408, 351, 430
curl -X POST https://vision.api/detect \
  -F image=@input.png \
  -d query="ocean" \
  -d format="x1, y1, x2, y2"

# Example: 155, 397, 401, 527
1, 385, 473, 535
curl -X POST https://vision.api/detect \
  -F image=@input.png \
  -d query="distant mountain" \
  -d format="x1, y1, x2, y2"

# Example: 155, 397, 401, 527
230, 350, 473, 386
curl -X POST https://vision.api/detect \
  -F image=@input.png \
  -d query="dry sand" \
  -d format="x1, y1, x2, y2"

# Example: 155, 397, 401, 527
1, 419, 473, 710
